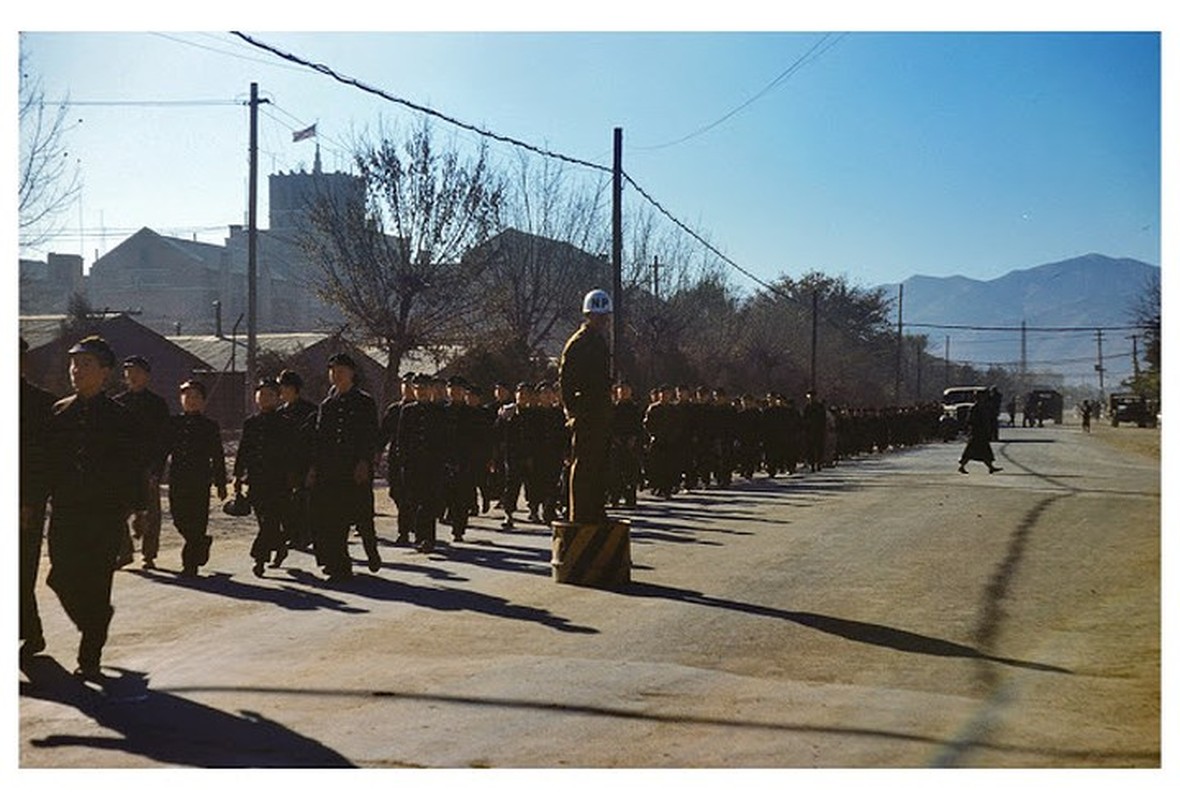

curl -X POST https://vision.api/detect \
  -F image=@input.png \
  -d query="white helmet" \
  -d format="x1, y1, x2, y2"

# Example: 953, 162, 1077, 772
582, 288, 613, 315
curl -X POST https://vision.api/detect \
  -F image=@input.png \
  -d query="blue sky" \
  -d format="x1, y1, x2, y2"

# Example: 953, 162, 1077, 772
13, 7, 1167, 295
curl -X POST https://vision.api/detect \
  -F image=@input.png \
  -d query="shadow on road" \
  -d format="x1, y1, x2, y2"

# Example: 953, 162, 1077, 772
132, 568, 367, 614
19, 656, 354, 767
279, 568, 599, 634
621, 581, 1071, 675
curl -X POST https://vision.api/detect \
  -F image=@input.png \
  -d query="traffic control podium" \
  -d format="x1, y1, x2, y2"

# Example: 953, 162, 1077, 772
550, 517, 631, 588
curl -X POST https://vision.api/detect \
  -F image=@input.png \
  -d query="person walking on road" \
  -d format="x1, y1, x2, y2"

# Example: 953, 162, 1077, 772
958, 389, 1003, 475
558, 289, 614, 524
165, 379, 228, 577
234, 378, 295, 577
113, 355, 170, 570
20, 338, 57, 660
42, 336, 143, 680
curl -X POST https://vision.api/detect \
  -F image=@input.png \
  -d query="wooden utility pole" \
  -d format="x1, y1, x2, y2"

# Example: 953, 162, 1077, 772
944, 335, 950, 388
1095, 328, 1106, 396
810, 290, 818, 393
246, 82, 269, 405
611, 127, 623, 380
894, 283, 904, 402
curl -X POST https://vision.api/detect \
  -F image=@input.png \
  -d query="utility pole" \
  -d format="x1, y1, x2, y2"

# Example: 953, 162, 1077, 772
1095, 328, 1106, 397
810, 290, 818, 393
1130, 334, 1141, 385
894, 284, 904, 403
611, 127, 623, 380
944, 335, 950, 388
652, 255, 660, 301
246, 82, 269, 408
1020, 319, 1027, 394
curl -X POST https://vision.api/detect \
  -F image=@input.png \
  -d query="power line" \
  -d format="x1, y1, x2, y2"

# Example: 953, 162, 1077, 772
636, 32, 847, 151
229, 31, 613, 178
906, 321, 1143, 332
48, 99, 240, 107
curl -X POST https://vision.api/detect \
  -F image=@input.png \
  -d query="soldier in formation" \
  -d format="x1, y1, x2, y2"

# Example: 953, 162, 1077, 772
164, 379, 228, 577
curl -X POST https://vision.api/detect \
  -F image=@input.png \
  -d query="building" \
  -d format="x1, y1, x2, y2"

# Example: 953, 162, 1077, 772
18, 253, 85, 315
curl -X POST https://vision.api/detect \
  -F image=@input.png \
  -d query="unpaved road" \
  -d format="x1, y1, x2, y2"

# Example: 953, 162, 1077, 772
18, 422, 1160, 768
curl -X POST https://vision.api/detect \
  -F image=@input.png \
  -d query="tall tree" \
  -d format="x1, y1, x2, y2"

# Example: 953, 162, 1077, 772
301, 119, 505, 395
463, 153, 610, 364
18, 50, 81, 252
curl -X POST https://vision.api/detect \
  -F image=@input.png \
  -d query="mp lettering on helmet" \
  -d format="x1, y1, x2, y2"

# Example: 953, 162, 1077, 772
583, 289, 613, 315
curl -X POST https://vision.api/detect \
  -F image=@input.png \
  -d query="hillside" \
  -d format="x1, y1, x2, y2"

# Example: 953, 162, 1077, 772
893, 254, 1158, 388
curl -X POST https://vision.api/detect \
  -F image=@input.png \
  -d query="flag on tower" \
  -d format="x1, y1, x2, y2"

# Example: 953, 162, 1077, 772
293, 123, 317, 142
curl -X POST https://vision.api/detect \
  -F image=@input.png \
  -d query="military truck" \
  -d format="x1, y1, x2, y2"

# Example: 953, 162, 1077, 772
1024, 388, 1063, 426
940, 385, 987, 440
1108, 393, 1157, 428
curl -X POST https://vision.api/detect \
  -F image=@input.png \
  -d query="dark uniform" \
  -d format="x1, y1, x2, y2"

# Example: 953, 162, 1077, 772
609, 391, 645, 507
803, 394, 827, 472
165, 385, 227, 575
20, 346, 57, 657
396, 377, 446, 551
496, 388, 534, 529
113, 366, 171, 568
643, 393, 677, 498
559, 318, 612, 524
379, 375, 416, 545
309, 368, 380, 578
43, 337, 142, 676
235, 389, 296, 575
277, 372, 318, 552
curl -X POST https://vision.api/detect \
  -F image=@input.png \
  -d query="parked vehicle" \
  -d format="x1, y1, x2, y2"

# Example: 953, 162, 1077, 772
1024, 388, 1063, 426
941, 385, 987, 440
1108, 393, 1157, 428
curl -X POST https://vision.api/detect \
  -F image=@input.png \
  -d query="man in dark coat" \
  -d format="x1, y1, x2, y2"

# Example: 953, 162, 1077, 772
308, 353, 380, 579
277, 369, 318, 554
609, 380, 645, 507
20, 338, 57, 660
958, 390, 1004, 475
235, 378, 296, 577
558, 289, 613, 524
643, 385, 677, 498
113, 355, 171, 569
803, 391, 827, 473
379, 372, 417, 546
397, 374, 447, 551
42, 336, 143, 679
165, 379, 228, 577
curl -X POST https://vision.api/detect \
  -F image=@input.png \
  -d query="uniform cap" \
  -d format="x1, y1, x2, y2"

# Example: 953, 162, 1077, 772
255, 377, 280, 392
327, 351, 357, 370
582, 288, 613, 315
277, 369, 304, 389
67, 335, 116, 368
179, 379, 207, 398
122, 354, 151, 372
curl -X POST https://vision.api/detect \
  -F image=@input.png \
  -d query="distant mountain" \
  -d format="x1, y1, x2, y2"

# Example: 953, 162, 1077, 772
888, 254, 1159, 389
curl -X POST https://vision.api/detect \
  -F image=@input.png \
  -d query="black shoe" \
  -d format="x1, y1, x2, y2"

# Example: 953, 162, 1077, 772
452, 531, 464, 543
271, 546, 288, 568
958, 464, 968, 474
181, 564, 198, 578
252, 560, 265, 577
73, 664, 103, 682
988, 465, 1003, 474
416, 539, 435, 554
365, 545, 382, 573
20, 634, 46, 660
500, 518, 515, 530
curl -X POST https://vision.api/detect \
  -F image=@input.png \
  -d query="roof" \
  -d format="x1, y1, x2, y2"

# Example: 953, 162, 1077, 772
166, 332, 452, 376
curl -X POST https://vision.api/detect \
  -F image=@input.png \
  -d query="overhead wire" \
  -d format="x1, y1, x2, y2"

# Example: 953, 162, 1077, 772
636, 32, 847, 152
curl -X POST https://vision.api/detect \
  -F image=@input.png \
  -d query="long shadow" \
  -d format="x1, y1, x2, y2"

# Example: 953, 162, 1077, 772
433, 540, 552, 577
132, 568, 366, 614
19, 656, 353, 767
622, 581, 1070, 674
280, 568, 598, 634
131, 682, 1154, 765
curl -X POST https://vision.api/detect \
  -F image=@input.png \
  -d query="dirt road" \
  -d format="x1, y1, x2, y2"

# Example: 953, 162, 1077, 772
18, 422, 1160, 768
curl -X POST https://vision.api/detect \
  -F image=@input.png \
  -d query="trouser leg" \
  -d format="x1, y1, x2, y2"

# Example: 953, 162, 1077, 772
20, 503, 48, 644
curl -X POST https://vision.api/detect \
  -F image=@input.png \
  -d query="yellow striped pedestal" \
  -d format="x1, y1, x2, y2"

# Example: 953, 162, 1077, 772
551, 518, 631, 588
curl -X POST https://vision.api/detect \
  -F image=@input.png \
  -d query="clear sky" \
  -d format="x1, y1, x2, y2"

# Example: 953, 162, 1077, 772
12, 4, 1168, 295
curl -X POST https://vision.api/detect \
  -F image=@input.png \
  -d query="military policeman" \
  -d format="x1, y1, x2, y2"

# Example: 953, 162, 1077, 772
42, 336, 143, 679
558, 289, 613, 524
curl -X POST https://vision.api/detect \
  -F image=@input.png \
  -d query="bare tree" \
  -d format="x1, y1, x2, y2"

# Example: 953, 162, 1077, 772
301, 119, 505, 395
19, 50, 81, 252
463, 152, 610, 363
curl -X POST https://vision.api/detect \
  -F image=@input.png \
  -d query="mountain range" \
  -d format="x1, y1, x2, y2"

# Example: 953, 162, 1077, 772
884, 254, 1159, 389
